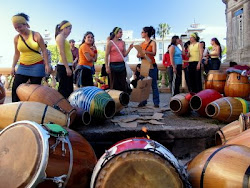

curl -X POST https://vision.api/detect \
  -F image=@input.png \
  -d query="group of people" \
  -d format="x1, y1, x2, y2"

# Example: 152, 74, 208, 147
163, 33, 222, 96
11, 12, 222, 109
10, 12, 159, 107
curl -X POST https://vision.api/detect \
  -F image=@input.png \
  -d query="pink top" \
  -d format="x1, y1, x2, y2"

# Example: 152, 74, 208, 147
109, 40, 124, 62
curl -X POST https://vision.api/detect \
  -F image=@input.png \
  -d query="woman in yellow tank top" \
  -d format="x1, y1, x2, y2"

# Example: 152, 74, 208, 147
188, 32, 203, 93
55, 20, 74, 98
11, 13, 50, 102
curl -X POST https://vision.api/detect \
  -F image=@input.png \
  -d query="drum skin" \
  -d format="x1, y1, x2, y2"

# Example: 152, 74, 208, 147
205, 70, 227, 94
187, 145, 250, 188
0, 121, 97, 188
0, 82, 5, 104
16, 84, 76, 125
91, 138, 189, 188
224, 72, 250, 98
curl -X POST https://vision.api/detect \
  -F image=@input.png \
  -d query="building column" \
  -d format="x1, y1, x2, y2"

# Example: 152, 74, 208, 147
243, 1, 250, 62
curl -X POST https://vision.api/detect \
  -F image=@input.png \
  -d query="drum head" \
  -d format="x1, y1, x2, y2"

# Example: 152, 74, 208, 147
94, 150, 183, 188
0, 123, 43, 187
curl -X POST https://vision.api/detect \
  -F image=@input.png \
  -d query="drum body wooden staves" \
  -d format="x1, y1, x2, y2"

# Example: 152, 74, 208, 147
224, 72, 250, 98
90, 137, 190, 188
225, 128, 250, 148
0, 101, 67, 129
170, 93, 194, 115
105, 89, 130, 112
187, 145, 250, 188
205, 70, 227, 93
16, 84, 76, 125
205, 97, 246, 123
0, 121, 97, 187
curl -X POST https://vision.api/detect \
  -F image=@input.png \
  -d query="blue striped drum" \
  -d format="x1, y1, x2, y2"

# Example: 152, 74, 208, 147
68, 86, 116, 120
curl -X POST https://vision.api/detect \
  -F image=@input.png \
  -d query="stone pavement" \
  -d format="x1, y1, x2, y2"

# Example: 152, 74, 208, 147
3, 93, 226, 163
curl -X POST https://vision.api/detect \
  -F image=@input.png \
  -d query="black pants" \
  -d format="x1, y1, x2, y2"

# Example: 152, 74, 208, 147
56, 65, 73, 99
81, 67, 94, 87
167, 66, 173, 93
12, 74, 43, 102
172, 64, 182, 96
188, 62, 202, 93
210, 58, 221, 70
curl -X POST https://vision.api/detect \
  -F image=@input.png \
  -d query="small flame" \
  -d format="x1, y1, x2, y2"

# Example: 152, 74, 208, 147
142, 126, 150, 139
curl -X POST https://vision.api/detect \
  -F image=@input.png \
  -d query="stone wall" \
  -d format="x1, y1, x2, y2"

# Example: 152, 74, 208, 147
223, 0, 250, 64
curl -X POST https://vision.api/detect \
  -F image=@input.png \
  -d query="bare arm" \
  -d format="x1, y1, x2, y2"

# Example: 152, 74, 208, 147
105, 41, 111, 74
169, 45, 177, 73
197, 43, 204, 70
123, 41, 133, 57
209, 46, 220, 56
11, 35, 20, 75
144, 41, 156, 56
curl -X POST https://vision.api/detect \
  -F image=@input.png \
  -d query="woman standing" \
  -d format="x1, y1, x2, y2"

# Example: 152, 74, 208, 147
105, 27, 133, 93
169, 36, 185, 96
208, 38, 222, 70
55, 20, 73, 98
137, 26, 160, 107
11, 13, 50, 102
77, 32, 97, 87
188, 32, 203, 93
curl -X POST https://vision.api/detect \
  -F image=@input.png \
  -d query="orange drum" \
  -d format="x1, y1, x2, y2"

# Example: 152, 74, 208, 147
224, 72, 250, 98
90, 138, 190, 188
0, 82, 5, 104
205, 70, 227, 93
0, 121, 97, 187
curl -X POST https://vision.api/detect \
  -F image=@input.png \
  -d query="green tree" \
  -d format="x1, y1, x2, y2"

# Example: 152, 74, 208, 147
47, 45, 59, 66
96, 50, 105, 65
157, 23, 171, 54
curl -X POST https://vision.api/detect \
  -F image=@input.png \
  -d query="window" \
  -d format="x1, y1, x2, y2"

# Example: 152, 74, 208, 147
232, 8, 243, 49
159, 42, 162, 49
159, 54, 163, 61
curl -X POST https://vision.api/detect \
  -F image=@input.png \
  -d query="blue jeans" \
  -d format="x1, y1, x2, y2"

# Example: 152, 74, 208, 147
140, 66, 160, 105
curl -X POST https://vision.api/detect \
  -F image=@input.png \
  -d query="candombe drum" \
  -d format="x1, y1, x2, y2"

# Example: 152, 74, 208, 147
170, 93, 195, 115
0, 120, 97, 187
205, 97, 249, 123
90, 138, 191, 188
190, 89, 222, 117
105, 89, 130, 112
16, 84, 76, 126
187, 145, 250, 188
224, 72, 250, 99
225, 128, 250, 148
0, 81, 6, 104
69, 86, 116, 120
205, 70, 227, 93
0, 101, 68, 129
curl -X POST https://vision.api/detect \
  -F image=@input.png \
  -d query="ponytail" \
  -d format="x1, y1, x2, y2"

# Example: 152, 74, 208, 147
109, 27, 121, 40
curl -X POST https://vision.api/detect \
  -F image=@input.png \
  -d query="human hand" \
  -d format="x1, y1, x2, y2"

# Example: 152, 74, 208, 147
45, 64, 51, 74
66, 67, 72, 77
173, 66, 177, 74
196, 63, 201, 70
11, 67, 15, 76
106, 66, 111, 74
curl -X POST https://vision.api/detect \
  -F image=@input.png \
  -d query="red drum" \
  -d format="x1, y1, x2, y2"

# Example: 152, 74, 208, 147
190, 89, 222, 116
90, 138, 190, 188
0, 121, 97, 187
0, 82, 5, 104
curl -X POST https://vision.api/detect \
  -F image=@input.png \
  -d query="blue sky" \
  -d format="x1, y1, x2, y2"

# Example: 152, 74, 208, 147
0, 0, 226, 66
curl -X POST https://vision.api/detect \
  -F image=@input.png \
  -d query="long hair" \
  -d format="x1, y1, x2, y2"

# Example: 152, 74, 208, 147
211, 38, 222, 58
192, 32, 200, 42
184, 41, 190, 50
80, 31, 94, 46
143, 26, 155, 39
200, 41, 206, 49
55, 20, 69, 38
171, 35, 179, 46
109, 27, 121, 40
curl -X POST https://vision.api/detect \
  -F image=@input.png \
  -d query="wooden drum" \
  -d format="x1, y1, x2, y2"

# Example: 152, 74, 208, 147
224, 72, 250, 98
0, 120, 97, 187
90, 138, 190, 188
205, 70, 227, 93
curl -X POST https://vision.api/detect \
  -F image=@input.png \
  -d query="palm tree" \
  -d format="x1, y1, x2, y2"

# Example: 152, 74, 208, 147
157, 23, 171, 54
